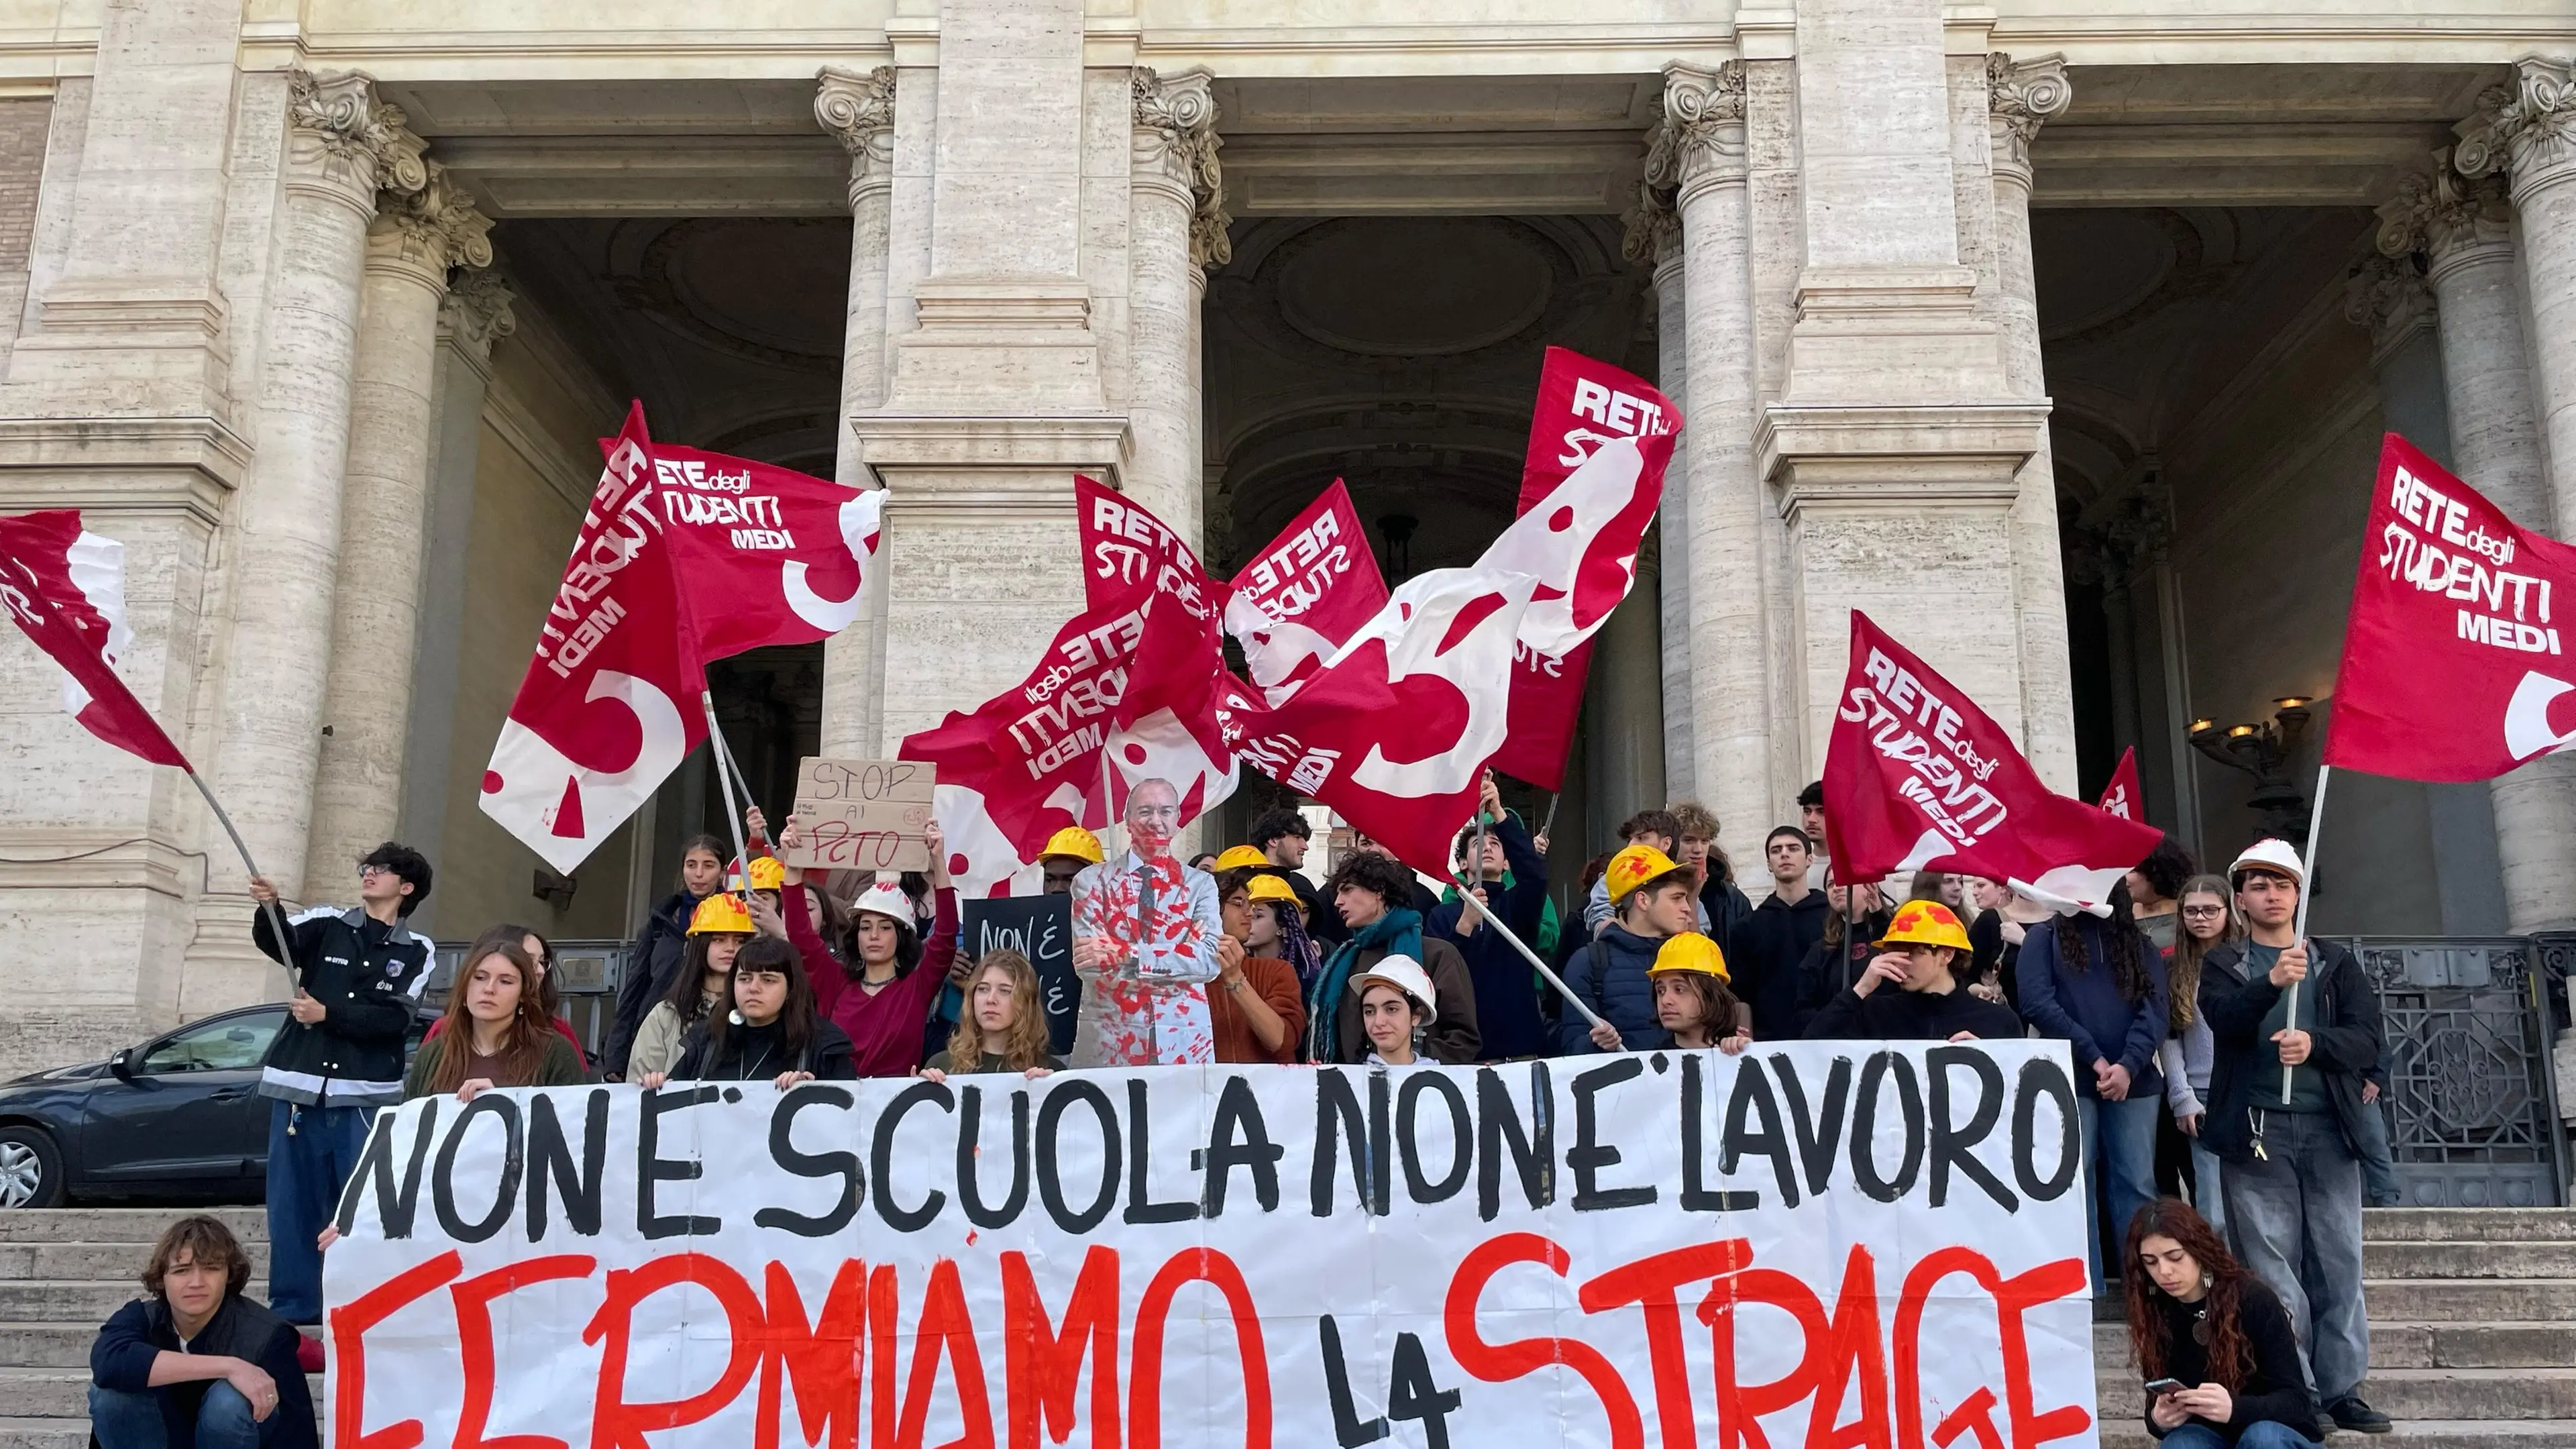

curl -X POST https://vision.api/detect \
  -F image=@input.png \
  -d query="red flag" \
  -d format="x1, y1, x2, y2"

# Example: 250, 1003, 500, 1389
1221, 568, 1538, 875
1493, 347, 1680, 787
1826, 610, 2161, 912
2324, 433, 2576, 780
2098, 747, 2143, 820
1224, 479, 1389, 700
645, 440, 884, 659
0, 509, 189, 769
1070, 475, 1236, 820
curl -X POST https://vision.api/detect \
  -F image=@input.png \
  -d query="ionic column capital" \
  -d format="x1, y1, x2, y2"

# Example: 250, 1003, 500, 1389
2456, 55, 2576, 199
1986, 52, 2072, 189
1133, 66, 1230, 270
286, 70, 427, 215
2377, 149, 2515, 269
366, 160, 493, 287
2343, 251, 2438, 365
438, 266, 519, 372
815, 64, 898, 205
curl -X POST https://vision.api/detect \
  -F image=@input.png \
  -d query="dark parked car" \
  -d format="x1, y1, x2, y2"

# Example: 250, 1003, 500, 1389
0, 1003, 431, 1209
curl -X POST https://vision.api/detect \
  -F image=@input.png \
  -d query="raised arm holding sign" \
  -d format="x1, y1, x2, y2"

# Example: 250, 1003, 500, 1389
780, 756, 937, 873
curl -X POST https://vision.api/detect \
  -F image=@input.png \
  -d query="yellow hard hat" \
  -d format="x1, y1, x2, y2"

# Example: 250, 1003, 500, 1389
1041, 826, 1105, 866
1246, 873, 1304, 914
746, 856, 785, 892
1878, 900, 1973, 953
1214, 845, 1271, 871
1650, 931, 1729, 981
1603, 843, 1685, 904
688, 893, 755, 936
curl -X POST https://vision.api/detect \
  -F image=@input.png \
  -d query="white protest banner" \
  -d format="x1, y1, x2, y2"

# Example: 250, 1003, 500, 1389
324, 1043, 2096, 1449
782, 757, 936, 873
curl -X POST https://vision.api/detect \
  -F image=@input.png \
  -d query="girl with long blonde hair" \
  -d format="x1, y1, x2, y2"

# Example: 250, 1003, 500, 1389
922, 951, 1061, 1079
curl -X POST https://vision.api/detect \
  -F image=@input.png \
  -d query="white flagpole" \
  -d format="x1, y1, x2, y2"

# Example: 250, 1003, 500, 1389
183, 768, 297, 980
699, 692, 755, 894
1453, 871, 1611, 1034
2283, 763, 2332, 1104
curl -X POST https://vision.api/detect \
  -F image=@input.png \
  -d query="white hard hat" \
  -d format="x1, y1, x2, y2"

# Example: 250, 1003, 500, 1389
2227, 839, 2306, 887
852, 877, 913, 928
1352, 955, 1437, 1017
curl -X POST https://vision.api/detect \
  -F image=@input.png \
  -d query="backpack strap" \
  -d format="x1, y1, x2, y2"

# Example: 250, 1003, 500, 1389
1587, 938, 1613, 1023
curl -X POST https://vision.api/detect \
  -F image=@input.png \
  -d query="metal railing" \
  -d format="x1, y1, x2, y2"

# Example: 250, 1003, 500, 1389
427, 939, 632, 1061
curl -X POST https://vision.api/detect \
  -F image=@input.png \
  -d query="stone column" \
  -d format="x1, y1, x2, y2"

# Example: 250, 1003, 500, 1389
1587, 543, 1668, 828
309, 162, 492, 880
815, 66, 899, 757
2458, 58, 2576, 531
1624, 195, 1693, 801
395, 268, 516, 934
1657, 62, 1770, 865
1986, 54, 2080, 793
2380, 150, 2576, 932
189, 75, 424, 994
1130, 67, 1223, 539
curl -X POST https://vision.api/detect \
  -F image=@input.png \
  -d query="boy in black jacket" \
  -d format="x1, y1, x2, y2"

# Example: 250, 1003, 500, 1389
248, 842, 433, 1327
89, 1215, 317, 1449
2196, 839, 2390, 1436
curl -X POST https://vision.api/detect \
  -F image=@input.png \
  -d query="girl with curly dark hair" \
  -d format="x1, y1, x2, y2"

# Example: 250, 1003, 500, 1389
2123, 1197, 2322, 1446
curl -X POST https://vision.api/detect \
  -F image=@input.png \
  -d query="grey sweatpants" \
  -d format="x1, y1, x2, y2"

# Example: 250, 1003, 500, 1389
2223, 1108, 2370, 1402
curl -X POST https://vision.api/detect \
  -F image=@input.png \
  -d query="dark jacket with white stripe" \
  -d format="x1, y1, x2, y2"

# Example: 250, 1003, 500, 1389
252, 904, 431, 1108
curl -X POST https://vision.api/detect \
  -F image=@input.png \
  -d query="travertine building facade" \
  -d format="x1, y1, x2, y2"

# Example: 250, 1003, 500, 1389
0, 0, 2571, 1073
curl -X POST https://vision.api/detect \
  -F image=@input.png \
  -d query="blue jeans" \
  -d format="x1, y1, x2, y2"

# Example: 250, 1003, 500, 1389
2354, 1095, 2402, 1205
2223, 1108, 2370, 1402
2078, 1093, 2161, 1293
264, 1096, 373, 1323
2156, 1420, 2320, 1449
89, 1381, 275, 1449
2190, 1136, 2227, 1238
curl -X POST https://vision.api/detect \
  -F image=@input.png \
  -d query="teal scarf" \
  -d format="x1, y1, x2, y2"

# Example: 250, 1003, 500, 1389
1307, 908, 1424, 1063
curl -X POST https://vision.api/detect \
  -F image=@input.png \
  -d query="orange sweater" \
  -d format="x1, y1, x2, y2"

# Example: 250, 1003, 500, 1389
1209, 955, 1306, 1065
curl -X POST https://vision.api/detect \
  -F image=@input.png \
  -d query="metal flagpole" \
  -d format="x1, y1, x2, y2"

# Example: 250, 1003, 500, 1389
700, 692, 755, 894
2282, 763, 2332, 1104
182, 768, 297, 978
1454, 871, 1611, 1033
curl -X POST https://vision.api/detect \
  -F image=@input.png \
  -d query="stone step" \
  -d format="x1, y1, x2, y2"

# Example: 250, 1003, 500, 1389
0, 1240, 270, 1283
0, 1283, 148, 1324
2361, 1278, 2576, 1322
0, 1364, 324, 1420
2367, 1240, 2576, 1279
0, 1208, 266, 1244
0, 1417, 91, 1449
2092, 1321, 2576, 1372
2100, 1422, 2576, 1448
2361, 1209, 2576, 1243
2098, 1367, 2576, 1423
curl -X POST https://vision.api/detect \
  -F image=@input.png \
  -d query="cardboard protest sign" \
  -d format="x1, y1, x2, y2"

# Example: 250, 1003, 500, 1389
782, 757, 936, 873
961, 893, 1078, 1054
325, 1044, 2096, 1449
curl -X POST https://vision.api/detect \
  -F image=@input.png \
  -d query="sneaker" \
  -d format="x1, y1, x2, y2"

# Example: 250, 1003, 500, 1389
2326, 1395, 2392, 1434
296, 1332, 325, 1375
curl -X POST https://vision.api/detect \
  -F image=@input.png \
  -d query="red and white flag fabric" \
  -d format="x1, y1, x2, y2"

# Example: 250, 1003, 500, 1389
1222, 479, 1389, 700
1826, 610, 2161, 914
1220, 567, 1540, 875
2098, 747, 2143, 820
1493, 347, 1680, 788
2324, 433, 2576, 780
480, 404, 886, 874
0, 509, 189, 769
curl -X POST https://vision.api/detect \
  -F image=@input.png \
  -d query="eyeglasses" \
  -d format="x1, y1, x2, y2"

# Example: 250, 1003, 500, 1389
358, 863, 392, 879
2180, 905, 2227, 919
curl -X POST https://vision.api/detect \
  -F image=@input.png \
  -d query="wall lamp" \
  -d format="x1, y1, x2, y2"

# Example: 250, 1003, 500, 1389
2188, 697, 2314, 842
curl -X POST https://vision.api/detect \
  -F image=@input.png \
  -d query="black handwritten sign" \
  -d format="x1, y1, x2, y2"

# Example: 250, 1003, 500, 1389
782, 757, 936, 873
961, 892, 1077, 1055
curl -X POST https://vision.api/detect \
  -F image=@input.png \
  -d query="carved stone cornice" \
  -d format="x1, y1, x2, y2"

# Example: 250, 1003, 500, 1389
366, 160, 494, 284
1132, 67, 1230, 270
2343, 252, 2436, 362
815, 64, 897, 203
1987, 52, 2072, 186
2376, 149, 2514, 263
2456, 56, 2576, 196
286, 70, 427, 213
439, 266, 519, 366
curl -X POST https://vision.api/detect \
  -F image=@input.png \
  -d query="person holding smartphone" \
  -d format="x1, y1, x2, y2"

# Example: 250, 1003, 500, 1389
2124, 1197, 2322, 1446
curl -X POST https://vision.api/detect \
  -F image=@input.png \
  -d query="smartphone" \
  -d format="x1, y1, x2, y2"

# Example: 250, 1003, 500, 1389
2142, 1379, 2186, 1398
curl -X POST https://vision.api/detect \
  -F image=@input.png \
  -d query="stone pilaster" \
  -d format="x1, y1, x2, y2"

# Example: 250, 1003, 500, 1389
309, 161, 492, 884
1587, 535, 1667, 828
1624, 166, 1693, 802
2457, 58, 2576, 537
1986, 52, 2080, 794
1759, 3, 2047, 778
2384, 141, 2576, 932
396, 267, 516, 934
1662, 61, 1771, 868
1130, 66, 1223, 541
816, 64, 897, 757
189, 73, 424, 1000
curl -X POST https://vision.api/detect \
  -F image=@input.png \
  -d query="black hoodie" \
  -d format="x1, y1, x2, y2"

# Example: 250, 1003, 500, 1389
1734, 888, 1827, 1042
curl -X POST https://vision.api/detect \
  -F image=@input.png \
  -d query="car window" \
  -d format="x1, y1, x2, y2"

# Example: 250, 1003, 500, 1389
140, 1010, 284, 1074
